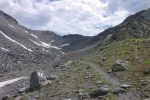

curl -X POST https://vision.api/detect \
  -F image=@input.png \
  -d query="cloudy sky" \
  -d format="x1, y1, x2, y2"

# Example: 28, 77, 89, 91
0, 0, 150, 36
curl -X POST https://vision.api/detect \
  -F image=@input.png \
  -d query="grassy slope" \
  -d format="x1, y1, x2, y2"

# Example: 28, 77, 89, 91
82, 38, 150, 97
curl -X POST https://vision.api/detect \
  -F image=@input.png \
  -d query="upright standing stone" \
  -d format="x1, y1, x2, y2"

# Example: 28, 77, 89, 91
30, 71, 47, 91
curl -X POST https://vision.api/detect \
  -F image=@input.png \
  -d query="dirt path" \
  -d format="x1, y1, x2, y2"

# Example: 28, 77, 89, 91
81, 61, 142, 100
82, 61, 120, 86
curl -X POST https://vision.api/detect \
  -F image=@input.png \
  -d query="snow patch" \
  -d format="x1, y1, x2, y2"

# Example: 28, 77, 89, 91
23, 30, 29, 33
0, 31, 33, 52
0, 77, 28, 88
8, 24, 15, 29
41, 48, 49, 52
1, 47, 10, 52
60, 43, 70, 47
29, 39, 60, 50
60, 51, 65, 54
30, 34, 38, 39
37, 72, 45, 78
40, 41, 61, 50
106, 34, 112, 38
29, 39, 41, 46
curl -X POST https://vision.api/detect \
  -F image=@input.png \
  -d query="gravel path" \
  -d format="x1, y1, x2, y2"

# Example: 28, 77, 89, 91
81, 61, 142, 100
82, 61, 120, 86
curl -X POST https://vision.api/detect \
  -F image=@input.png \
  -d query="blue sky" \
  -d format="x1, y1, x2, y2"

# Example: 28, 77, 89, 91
0, 0, 150, 36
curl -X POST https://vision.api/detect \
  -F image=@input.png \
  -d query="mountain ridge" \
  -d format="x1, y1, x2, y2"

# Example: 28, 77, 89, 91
0, 10, 18, 24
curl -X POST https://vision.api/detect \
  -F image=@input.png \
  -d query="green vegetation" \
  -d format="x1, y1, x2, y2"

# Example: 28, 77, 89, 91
144, 60, 150, 64
82, 38, 150, 96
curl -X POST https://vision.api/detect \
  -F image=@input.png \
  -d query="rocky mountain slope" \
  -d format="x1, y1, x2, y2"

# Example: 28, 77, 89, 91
0, 10, 95, 74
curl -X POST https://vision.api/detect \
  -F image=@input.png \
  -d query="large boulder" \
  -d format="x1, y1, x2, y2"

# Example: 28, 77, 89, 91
143, 68, 150, 75
112, 87, 125, 94
90, 87, 109, 98
46, 75, 58, 80
120, 84, 131, 89
112, 60, 127, 72
30, 71, 47, 91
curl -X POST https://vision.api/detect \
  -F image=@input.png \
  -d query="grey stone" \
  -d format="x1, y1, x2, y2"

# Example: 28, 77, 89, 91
112, 87, 125, 94
112, 60, 127, 72
95, 81, 103, 84
78, 89, 84, 93
46, 75, 58, 80
79, 92, 89, 98
140, 80, 148, 86
141, 82, 148, 86
90, 87, 109, 98
120, 84, 131, 89
41, 80, 51, 87
18, 86, 29, 93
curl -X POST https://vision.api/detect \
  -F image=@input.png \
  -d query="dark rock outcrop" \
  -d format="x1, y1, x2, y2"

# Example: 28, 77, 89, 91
30, 71, 47, 91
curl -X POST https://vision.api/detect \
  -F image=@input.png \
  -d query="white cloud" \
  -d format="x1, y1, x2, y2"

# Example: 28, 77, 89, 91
0, 0, 150, 36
